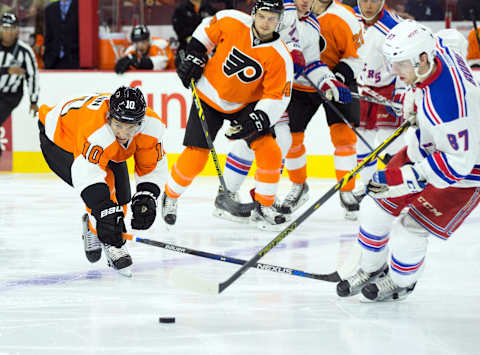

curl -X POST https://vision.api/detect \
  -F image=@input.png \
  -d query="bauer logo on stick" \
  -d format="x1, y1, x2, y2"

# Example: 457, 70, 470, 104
223, 47, 263, 83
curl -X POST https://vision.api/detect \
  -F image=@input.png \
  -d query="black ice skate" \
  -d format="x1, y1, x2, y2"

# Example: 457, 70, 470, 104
278, 182, 309, 214
161, 192, 177, 225
336, 263, 388, 297
81, 213, 102, 263
250, 201, 287, 231
102, 242, 132, 277
361, 272, 416, 301
213, 187, 255, 223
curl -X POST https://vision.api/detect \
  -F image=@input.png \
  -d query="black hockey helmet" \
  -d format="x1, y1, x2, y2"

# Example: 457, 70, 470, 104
109, 86, 146, 124
251, 0, 284, 16
1, 13, 18, 28
131, 25, 150, 43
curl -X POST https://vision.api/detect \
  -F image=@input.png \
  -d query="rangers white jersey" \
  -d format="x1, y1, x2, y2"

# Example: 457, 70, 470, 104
354, 7, 401, 88
280, 0, 330, 92
405, 39, 480, 189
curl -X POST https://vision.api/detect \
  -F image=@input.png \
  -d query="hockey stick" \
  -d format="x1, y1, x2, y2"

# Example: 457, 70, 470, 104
470, 9, 480, 49
190, 79, 228, 193
171, 119, 412, 295
358, 87, 403, 117
302, 74, 387, 164
122, 233, 341, 282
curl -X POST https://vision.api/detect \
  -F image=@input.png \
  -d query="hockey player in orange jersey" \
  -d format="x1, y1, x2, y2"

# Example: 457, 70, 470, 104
164, 0, 294, 230
37, 86, 168, 276
467, 27, 480, 68
115, 25, 175, 74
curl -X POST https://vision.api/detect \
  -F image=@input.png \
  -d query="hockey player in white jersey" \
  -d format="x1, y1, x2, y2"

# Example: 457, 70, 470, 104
214, 0, 351, 227
337, 20, 480, 301
354, 0, 405, 193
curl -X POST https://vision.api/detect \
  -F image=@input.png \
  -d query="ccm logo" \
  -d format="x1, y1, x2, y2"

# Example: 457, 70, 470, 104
100, 206, 123, 218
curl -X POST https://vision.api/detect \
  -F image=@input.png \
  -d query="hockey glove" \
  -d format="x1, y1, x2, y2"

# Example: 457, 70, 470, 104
225, 109, 270, 140
131, 184, 159, 230
114, 54, 138, 74
137, 57, 154, 70
177, 51, 208, 88
367, 164, 426, 199
319, 75, 352, 104
92, 201, 126, 248
386, 87, 405, 118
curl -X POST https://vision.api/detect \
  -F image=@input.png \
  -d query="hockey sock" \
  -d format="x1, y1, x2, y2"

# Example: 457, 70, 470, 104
285, 132, 306, 184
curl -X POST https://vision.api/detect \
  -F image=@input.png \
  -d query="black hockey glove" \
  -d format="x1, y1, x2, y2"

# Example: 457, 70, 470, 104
176, 51, 208, 88
225, 110, 270, 140
131, 183, 160, 230
114, 54, 138, 74
92, 201, 126, 248
137, 57, 154, 70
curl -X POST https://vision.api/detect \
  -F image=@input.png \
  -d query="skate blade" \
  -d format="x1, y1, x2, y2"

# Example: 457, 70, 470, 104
255, 220, 289, 232
344, 210, 358, 221
212, 208, 250, 224
116, 266, 133, 278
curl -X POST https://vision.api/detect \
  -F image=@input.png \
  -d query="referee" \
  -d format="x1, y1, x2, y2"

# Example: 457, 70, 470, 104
0, 13, 39, 132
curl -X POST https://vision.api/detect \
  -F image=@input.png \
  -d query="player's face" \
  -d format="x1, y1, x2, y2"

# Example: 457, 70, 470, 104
134, 40, 149, 56
109, 117, 142, 144
358, 0, 383, 20
0, 25, 18, 46
390, 60, 416, 85
295, 0, 314, 15
253, 10, 281, 40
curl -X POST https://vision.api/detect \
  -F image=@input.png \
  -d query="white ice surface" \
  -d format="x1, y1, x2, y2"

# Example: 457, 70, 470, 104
0, 174, 479, 355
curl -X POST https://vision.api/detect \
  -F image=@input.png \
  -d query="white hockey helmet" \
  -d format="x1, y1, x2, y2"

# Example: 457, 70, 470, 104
436, 29, 468, 58
357, 0, 385, 21
383, 20, 437, 80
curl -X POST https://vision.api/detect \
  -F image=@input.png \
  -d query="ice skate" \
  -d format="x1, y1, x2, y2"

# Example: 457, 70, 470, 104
161, 192, 177, 226
81, 213, 102, 263
339, 191, 360, 221
278, 182, 309, 214
213, 187, 254, 223
361, 272, 416, 301
103, 242, 132, 277
250, 201, 287, 231
336, 263, 388, 297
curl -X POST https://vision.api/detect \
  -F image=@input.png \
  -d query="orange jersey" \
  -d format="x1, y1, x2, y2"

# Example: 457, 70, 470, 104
192, 9, 293, 124
38, 94, 168, 193
125, 38, 175, 70
316, 0, 363, 75
467, 28, 480, 67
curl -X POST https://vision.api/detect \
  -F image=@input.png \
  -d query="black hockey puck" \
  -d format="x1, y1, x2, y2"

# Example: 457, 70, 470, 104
159, 317, 175, 324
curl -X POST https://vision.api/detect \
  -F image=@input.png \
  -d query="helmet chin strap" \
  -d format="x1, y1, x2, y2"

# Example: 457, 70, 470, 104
414, 56, 435, 84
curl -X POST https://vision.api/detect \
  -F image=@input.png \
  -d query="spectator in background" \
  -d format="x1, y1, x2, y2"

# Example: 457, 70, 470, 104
404, 0, 443, 21
457, 0, 480, 21
467, 27, 480, 68
115, 25, 175, 74
172, 0, 217, 68
0, 13, 39, 157
391, 3, 414, 19
342, 0, 356, 7
43, 0, 79, 69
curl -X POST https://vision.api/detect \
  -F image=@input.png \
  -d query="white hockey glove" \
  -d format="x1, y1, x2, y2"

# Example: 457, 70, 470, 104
318, 72, 352, 104
367, 164, 426, 199
402, 88, 417, 126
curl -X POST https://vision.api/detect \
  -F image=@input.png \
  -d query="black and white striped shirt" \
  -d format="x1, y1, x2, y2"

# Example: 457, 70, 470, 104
0, 39, 39, 103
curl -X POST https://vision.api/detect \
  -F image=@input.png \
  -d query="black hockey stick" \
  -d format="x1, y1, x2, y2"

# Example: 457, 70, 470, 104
190, 79, 229, 191
171, 119, 412, 295
122, 233, 341, 282
302, 74, 388, 164
470, 9, 480, 49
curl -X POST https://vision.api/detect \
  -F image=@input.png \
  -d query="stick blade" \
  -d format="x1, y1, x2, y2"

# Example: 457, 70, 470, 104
169, 268, 219, 295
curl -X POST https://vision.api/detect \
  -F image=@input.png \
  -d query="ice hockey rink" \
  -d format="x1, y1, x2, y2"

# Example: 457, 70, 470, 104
1, 174, 479, 355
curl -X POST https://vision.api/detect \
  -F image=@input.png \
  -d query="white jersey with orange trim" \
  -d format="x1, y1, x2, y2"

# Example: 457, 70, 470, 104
280, 0, 331, 92
316, 1, 363, 77
191, 9, 294, 125
354, 7, 401, 88
39, 93, 168, 194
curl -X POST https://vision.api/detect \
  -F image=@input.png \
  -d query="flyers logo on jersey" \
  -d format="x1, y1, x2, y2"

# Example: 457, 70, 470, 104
223, 47, 263, 83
